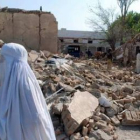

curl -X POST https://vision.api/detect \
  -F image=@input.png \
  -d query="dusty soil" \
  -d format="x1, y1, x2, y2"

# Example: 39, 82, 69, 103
117, 126, 140, 140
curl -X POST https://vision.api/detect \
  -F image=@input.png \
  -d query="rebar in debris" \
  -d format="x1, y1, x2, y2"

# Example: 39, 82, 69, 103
46, 87, 64, 103
46, 84, 84, 104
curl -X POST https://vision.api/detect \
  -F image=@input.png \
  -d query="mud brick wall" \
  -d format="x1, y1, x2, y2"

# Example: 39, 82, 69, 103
0, 10, 58, 53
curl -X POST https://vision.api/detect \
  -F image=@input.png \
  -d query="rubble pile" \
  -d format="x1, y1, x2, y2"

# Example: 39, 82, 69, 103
28, 50, 140, 140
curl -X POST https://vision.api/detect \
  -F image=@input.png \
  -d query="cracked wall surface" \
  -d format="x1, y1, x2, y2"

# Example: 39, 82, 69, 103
0, 12, 58, 53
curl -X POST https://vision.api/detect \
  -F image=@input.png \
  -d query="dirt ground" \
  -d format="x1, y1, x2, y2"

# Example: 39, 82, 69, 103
117, 126, 140, 140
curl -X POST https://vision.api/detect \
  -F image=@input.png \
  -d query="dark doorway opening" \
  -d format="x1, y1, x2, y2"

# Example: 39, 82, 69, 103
88, 40, 92, 44
74, 39, 78, 43
67, 45, 80, 57
60, 39, 64, 43
97, 47, 103, 52
136, 46, 140, 55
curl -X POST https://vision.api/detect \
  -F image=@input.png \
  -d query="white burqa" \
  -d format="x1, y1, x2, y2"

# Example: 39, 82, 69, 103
136, 53, 140, 73
0, 43, 56, 140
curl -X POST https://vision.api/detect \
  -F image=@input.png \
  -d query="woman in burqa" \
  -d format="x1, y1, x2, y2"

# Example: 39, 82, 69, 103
0, 43, 56, 140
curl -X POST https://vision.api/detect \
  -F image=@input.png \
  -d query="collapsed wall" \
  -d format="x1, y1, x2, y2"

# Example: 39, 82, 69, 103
0, 8, 58, 53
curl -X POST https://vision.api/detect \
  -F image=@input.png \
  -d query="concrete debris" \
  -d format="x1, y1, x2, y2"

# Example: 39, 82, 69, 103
99, 113, 111, 123
82, 126, 88, 136
28, 50, 140, 140
28, 50, 40, 62
110, 116, 120, 126
99, 95, 111, 107
95, 120, 107, 129
56, 133, 67, 140
52, 103, 63, 115
89, 129, 113, 140
61, 90, 99, 135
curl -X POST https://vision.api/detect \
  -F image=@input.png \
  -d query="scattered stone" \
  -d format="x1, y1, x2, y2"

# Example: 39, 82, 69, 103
112, 93, 119, 100
91, 82, 100, 89
82, 126, 88, 136
52, 103, 63, 115
84, 136, 89, 140
113, 134, 118, 140
100, 107, 105, 113
121, 86, 133, 97
99, 95, 111, 107
49, 83, 56, 93
78, 137, 85, 140
56, 133, 67, 140
102, 125, 114, 135
28, 50, 39, 62
106, 107, 116, 117
99, 113, 111, 123
95, 120, 107, 129
59, 82, 75, 92
82, 118, 90, 126
86, 83, 91, 87
89, 137, 96, 140
89, 119, 94, 127
110, 116, 120, 126
70, 133, 81, 140
92, 115, 102, 122
89, 129, 113, 140
134, 79, 140, 86
124, 103, 133, 109
90, 89, 101, 98
117, 114, 123, 121
55, 128, 62, 136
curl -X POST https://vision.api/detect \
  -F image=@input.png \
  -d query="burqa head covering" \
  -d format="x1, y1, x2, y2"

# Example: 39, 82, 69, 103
0, 43, 56, 140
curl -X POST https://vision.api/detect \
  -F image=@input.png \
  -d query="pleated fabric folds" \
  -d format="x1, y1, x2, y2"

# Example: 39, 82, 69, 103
0, 43, 56, 140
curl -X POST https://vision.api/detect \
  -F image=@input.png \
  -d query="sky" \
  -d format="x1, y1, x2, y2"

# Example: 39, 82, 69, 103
0, 0, 140, 31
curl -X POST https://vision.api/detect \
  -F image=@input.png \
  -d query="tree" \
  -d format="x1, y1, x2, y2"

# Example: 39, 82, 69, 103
125, 11, 140, 35
111, 11, 140, 40
88, 2, 120, 51
117, 0, 137, 44
117, 0, 137, 19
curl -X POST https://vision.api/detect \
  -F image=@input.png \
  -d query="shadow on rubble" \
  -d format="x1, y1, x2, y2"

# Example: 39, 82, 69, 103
118, 125, 140, 131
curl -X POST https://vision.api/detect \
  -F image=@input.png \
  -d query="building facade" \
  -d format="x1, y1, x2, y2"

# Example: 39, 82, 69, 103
58, 28, 110, 55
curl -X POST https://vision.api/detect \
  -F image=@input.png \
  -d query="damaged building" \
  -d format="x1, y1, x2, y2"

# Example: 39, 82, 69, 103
0, 8, 58, 53
116, 33, 140, 65
58, 28, 110, 56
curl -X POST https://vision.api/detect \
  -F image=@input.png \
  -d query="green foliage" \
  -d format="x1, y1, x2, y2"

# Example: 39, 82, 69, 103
125, 11, 140, 33
111, 11, 140, 40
